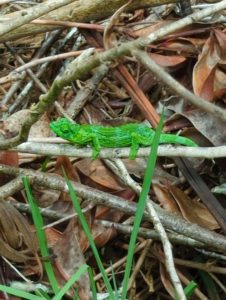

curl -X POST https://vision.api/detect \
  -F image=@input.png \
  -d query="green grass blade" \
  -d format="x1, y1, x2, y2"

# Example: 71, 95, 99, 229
41, 156, 51, 172
73, 293, 79, 300
199, 271, 220, 300
0, 285, 43, 300
22, 176, 59, 295
88, 267, 97, 300
183, 281, 197, 299
52, 264, 89, 300
121, 115, 164, 300
65, 177, 114, 298
35, 288, 52, 300
111, 262, 119, 300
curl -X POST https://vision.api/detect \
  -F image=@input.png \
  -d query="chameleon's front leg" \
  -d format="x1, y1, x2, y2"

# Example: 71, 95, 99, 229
90, 134, 101, 159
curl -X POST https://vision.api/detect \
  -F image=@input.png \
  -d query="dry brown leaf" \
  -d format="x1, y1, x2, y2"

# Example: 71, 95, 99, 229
152, 182, 180, 214
160, 39, 197, 53
33, 156, 80, 207
49, 156, 81, 204
169, 185, 219, 230
193, 32, 217, 100
187, 110, 226, 146
53, 218, 90, 299
193, 29, 226, 101
32, 186, 61, 207
84, 221, 116, 251
0, 201, 38, 262
45, 227, 63, 248
213, 68, 226, 98
182, 110, 226, 146
165, 97, 226, 146
133, 20, 172, 37
3, 110, 30, 135
75, 158, 125, 191
154, 182, 219, 229
0, 235, 33, 263
3, 110, 50, 138
77, 103, 107, 125
29, 112, 50, 138
152, 245, 176, 299
0, 151, 18, 167
159, 262, 175, 299
150, 53, 186, 67
55, 156, 80, 183
103, 0, 132, 49
160, 36, 205, 53
0, 201, 21, 249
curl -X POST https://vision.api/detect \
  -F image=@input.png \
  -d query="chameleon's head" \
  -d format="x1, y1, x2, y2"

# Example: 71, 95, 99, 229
50, 118, 80, 141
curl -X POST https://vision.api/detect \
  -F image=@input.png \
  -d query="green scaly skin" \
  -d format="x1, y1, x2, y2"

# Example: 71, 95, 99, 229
50, 118, 198, 159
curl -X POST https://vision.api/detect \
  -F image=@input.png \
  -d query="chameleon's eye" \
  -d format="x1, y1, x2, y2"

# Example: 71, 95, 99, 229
60, 124, 70, 133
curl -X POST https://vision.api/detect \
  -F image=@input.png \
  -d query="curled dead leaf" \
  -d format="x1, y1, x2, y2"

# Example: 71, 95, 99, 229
0, 201, 38, 262
153, 182, 219, 230
169, 185, 219, 230
193, 29, 226, 101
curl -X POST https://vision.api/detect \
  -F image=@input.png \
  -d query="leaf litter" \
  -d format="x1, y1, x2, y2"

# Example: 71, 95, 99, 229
1, 1, 226, 299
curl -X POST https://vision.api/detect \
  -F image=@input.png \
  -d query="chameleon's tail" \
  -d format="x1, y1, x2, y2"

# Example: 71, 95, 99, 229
159, 134, 198, 147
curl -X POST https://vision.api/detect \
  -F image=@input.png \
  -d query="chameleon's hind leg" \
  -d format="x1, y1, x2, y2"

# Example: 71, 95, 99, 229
90, 134, 101, 159
130, 133, 152, 159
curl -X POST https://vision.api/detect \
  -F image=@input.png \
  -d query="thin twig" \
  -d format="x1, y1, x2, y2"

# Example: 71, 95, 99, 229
1, 164, 225, 251
104, 158, 141, 194
1, 2, 226, 149
94, 241, 147, 282
105, 158, 185, 298
0, 176, 24, 200
127, 240, 152, 290
107, 159, 185, 298
14, 141, 226, 159
146, 201, 186, 300
9, 51, 92, 75
98, 220, 205, 248
0, 0, 75, 36
133, 49, 226, 123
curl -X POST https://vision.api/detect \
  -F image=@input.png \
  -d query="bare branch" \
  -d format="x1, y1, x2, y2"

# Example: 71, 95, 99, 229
0, 164, 226, 253
0, 0, 75, 36
14, 141, 226, 159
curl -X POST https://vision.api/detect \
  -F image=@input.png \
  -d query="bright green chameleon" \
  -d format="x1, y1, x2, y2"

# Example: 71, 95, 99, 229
50, 118, 197, 159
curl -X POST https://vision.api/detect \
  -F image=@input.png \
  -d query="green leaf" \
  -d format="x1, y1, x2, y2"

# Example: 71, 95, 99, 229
22, 176, 59, 295
121, 114, 164, 300
184, 281, 197, 299
88, 267, 97, 300
0, 285, 43, 300
65, 173, 115, 299
52, 264, 89, 300
199, 271, 221, 300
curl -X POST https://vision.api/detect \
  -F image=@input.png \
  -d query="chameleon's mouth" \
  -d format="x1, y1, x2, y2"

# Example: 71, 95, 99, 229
49, 121, 61, 136
49, 122, 56, 130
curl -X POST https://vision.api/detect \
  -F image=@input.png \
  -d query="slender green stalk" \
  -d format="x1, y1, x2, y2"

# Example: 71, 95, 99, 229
0, 285, 43, 300
121, 115, 164, 300
183, 281, 197, 299
88, 267, 97, 300
52, 264, 89, 300
199, 271, 220, 300
22, 176, 59, 295
65, 177, 115, 299
111, 263, 119, 300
